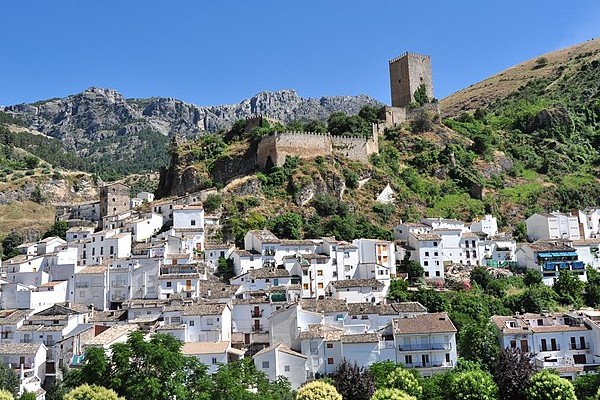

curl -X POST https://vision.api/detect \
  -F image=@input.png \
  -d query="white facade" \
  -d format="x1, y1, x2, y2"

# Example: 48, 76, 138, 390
408, 233, 444, 279
125, 213, 163, 243
74, 266, 109, 310
492, 311, 600, 379
0, 343, 47, 395
83, 230, 132, 266
254, 342, 307, 390
182, 341, 244, 374
526, 212, 581, 241
470, 215, 499, 237
352, 238, 396, 276
516, 242, 586, 286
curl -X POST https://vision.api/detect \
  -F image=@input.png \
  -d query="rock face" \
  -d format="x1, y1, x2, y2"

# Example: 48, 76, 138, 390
2, 87, 382, 154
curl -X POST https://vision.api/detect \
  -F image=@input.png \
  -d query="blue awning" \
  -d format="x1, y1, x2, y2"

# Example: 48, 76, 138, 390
538, 252, 554, 258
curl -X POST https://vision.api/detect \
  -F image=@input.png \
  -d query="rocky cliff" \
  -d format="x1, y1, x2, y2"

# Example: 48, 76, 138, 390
3, 87, 381, 144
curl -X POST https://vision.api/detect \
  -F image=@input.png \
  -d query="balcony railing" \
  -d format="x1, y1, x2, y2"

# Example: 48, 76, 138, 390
405, 361, 453, 369
398, 343, 451, 351
569, 342, 590, 350
264, 249, 276, 256
540, 344, 561, 352
252, 325, 263, 332
251, 310, 263, 318
75, 283, 89, 288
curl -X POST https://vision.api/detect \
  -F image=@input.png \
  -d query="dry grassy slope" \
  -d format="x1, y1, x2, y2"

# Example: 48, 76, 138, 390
440, 38, 600, 117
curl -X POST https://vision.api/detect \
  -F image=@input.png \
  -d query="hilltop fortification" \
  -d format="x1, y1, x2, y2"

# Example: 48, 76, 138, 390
256, 127, 379, 169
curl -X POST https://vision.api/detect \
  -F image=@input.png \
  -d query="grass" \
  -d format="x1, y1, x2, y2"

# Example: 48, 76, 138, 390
498, 182, 544, 203
0, 200, 55, 238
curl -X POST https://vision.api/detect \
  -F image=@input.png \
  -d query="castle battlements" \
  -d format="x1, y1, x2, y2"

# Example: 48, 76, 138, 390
389, 52, 431, 64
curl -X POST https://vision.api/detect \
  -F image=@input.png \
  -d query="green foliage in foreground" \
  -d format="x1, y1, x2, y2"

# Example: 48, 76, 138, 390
296, 381, 342, 400
526, 370, 577, 400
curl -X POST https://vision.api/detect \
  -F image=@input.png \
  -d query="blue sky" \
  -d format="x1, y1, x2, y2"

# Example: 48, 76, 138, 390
1, 1, 599, 107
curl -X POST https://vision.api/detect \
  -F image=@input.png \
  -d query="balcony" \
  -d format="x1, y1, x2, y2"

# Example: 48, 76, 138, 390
251, 310, 263, 318
569, 342, 590, 350
75, 283, 89, 289
252, 325, 263, 332
406, 361, 453, 369
264, 249, 276, 256
540, 344, 561, 352
398, 343, 451, 352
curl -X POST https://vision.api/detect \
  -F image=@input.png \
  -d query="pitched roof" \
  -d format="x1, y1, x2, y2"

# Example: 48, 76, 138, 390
85, 324, 138, 346
253, 342, 306, 359
181, 303, 227, 316
299, 299, 348, 313
330, 279, 383, 290
341, 333, 379, 343
393, 313, 457, 334
0, 343, 43, 355
181, 341, 231, 355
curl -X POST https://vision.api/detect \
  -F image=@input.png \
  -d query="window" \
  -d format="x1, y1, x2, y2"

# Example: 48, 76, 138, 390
327, 358, 334, 365
434, 251, 438, 256
303, 270, 308, 276
424, 261, 429, 266
110, 246, 114, 255
262, 361, 269, 368
212, 358, 218, 364
191, 220, 196, 226
510, 340, 516, 348
361, 315, 368, 320
433, 242, 437, 246
435, 271, 440, 277
317, 270, 323, 276
166, 282, 172, 288
284, 365, 290, 372
404, 355, 412, 365
425, 251, 429, 257
445, 353, 450, 363
318, 283, 323, 289
310, 341, 319, 355
189, 320, 194, 326
303, 284, 309, 290
326, 343, 334, 349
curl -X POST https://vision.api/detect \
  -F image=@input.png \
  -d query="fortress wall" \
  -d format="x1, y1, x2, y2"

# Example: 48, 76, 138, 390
331, 135, 376, 163
257, 132, 332, 169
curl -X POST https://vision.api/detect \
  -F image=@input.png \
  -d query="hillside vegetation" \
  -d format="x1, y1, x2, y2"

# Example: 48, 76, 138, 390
164, 39, 600, 244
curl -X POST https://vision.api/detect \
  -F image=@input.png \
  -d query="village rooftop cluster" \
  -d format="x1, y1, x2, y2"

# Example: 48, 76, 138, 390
2, 182, 600, 398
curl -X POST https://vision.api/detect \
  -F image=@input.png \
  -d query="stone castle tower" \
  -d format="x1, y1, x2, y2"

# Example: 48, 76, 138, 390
389, 52, 434, 107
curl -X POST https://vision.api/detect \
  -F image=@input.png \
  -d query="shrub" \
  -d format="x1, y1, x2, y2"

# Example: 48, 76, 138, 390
296, 380, 342, 400
371, 388, 416, 400
384, 367, 422, 398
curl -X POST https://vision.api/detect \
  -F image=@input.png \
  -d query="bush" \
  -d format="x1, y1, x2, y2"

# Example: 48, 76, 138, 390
384, 367, 422, 398
296, 380, 342, 400
64, 384, 124, 400
526, 370, 576, 400
203, 193, 223, 213
371, 388, 416, 400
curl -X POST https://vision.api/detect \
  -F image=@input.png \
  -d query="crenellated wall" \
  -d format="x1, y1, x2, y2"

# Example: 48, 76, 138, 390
256, 128, 378, 169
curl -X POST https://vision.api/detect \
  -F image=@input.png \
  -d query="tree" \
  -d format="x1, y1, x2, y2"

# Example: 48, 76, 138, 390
216, 256, 235, 282
457, 321, 500, 371
18, 392, 36, 400
411, 288, 446, 312
369, 361, 399, 389
80, 347, 109, 385
388, 279, 410, 302
90, 331, 213, 400
0, 390, 12, 400
42, 220, 69, 240
413, 84, 429, 106
331, 359, 375, 400
406, 261, 424, 281
526, 370, 576, 400
296, 380, 342, 400
211, 358, 291, 400
585, 267, 600, 307
553, 270, 584, 307
64, 384, 123, 400
493, 347, 536, 400
449, 369, 498, 400
1, 231, 23, 260
523, 270, 543, 287
0, 363, 18, 396
573, 369, 600, 400
470, 266, 492, 290
203, 193, 223, 213
384, 367, 422, 398
270, 212, 303, 239
371, 388, 416, 400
